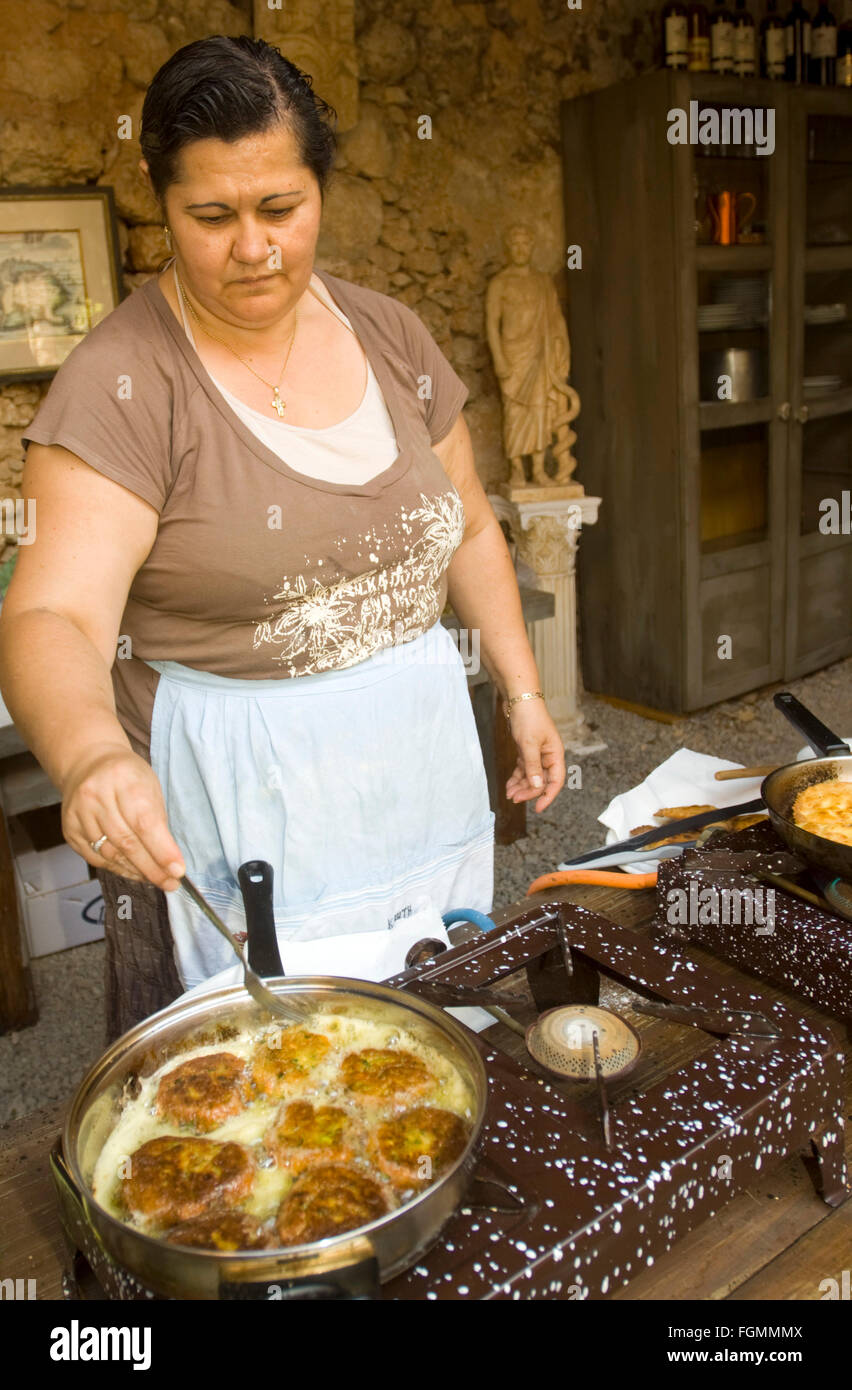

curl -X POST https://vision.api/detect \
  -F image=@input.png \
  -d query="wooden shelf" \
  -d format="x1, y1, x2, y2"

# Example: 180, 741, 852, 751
682, 71, 795, 102
805, 245, 852, 273
801, 386, 852, 421
700, 537, 769, 578
695, 245, 773, 272
699, 399, 772, 429
798, 528, 852, 557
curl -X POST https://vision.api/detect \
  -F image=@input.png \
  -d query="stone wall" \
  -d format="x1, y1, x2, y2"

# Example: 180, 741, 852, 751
0, 0, 659, 562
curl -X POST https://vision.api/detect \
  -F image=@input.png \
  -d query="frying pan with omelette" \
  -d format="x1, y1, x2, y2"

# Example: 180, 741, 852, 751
760, 692, 852, 886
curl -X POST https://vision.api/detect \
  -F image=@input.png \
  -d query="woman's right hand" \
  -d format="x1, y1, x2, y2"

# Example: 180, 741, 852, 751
61, 742, 186, 891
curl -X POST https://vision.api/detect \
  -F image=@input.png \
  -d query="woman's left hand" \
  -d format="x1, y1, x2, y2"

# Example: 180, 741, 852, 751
504, 699, 566, 812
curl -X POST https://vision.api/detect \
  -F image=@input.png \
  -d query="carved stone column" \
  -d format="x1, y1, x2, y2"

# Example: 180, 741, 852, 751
494, 487, 604, 754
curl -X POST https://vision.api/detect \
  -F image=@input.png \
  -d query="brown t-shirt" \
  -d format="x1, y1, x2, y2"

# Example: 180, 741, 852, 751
22, 269, 470, 761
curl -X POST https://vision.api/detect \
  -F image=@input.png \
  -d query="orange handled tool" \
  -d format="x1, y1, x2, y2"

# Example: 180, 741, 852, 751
526, 869, 657, 895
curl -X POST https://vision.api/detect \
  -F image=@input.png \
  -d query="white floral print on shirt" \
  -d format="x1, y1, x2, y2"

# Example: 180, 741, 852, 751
253, 489, 466, 676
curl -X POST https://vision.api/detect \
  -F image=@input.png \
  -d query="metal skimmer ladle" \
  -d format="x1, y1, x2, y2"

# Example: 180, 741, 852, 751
179, 873, 315, 1025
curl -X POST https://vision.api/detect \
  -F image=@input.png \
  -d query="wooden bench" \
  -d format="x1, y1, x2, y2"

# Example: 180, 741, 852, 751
443, 584, 555, 846
0, 704, 60, 1034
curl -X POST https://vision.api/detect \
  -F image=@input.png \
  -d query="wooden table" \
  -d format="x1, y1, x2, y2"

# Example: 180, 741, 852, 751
2, 877, 849, 1302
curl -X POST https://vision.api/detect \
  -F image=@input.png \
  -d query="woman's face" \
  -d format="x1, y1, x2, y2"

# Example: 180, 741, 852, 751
143, 123, 322, 327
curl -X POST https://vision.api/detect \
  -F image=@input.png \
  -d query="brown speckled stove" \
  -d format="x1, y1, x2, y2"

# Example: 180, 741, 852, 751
654, 821, 852, 1021
57, 896, 849, 1302
381, 897, 849, 1300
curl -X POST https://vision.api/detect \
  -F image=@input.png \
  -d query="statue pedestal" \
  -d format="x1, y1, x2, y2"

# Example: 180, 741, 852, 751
499, 481, 584, 504
494, 486, 605, 755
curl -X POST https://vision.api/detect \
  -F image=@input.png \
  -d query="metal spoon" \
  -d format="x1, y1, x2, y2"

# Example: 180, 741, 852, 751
179, 873, 315, 1025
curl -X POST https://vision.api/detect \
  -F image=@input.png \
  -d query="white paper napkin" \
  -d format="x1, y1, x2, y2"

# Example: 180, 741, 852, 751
597, 748, 767, 873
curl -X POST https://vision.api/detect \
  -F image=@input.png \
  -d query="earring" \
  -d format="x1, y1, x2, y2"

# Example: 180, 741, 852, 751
164, 225, 172, 249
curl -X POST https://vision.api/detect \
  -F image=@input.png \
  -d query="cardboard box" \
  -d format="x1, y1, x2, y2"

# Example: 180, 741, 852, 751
8, 815, 104, 958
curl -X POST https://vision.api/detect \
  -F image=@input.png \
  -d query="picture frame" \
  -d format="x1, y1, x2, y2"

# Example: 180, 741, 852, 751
0, 185, 124, 384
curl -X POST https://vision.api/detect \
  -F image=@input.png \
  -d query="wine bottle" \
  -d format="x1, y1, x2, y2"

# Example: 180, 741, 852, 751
762, 0, 788, 75
810, 0, 838, 79
688, 1, 713, 67
785, 0, 812, 81
663, 0, 690, 65
839, 0, 852, 82
733, 0, 757, 71
711, 0, 736, 68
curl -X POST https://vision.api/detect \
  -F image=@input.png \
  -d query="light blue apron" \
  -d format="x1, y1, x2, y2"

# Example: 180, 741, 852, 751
145, 618, 495, 990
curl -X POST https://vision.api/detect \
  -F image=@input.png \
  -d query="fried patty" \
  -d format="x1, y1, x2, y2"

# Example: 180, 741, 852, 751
632, 821, 707, 844
264, 1099, 363, 1174
275, 1163, 390, 1246
634, 810, 769, 849
371, 1106, 469, 1189
726, 813, 768, 832
338, 1048, 434, 1108
249, 1028, 331, 1098
155, 1052, 249, 1132
165, 1211, 269, 1252
121, 1136, 254, 1226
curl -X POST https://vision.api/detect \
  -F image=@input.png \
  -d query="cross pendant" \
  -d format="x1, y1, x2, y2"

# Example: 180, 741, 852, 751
271, 388, 286, 418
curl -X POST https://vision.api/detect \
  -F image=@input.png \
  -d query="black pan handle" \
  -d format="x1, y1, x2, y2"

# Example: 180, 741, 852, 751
238, 860, 284, 978
221, 1279, 376, 1301
773, 691, 850, 759
220, 1254, 380, 1300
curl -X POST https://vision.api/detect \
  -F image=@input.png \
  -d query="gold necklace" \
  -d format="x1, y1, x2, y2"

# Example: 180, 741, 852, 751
174, 265, 299, 418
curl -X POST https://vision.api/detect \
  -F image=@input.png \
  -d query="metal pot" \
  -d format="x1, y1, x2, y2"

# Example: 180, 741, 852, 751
52, 975, 488, 1300
760, 692, 852, 883
699, 347, 768, 402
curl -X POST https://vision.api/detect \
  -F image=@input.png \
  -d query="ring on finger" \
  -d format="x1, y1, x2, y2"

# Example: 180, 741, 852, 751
90, 834, 109, 853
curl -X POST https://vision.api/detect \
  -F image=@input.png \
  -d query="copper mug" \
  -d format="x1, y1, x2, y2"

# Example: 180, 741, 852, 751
708, 191, 757, 246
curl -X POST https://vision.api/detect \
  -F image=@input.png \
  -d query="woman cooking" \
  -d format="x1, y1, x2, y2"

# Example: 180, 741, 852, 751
0, 35, 566, 1040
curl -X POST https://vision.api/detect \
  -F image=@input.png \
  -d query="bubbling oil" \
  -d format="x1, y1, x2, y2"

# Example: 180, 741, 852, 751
90, 1008, 474, 1239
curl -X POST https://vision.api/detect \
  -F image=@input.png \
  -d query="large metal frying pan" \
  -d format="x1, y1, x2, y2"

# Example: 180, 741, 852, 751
54, 976, 488, 1300
761, 692, 852, 882
557, 693, 852, 904
51, 860, 489, 1300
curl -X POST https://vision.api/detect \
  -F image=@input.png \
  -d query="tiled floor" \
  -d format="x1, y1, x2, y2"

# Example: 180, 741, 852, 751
1, 654, 849, 1126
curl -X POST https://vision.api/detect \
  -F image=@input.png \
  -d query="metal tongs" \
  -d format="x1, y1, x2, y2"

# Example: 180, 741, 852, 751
558, 799, 764, 870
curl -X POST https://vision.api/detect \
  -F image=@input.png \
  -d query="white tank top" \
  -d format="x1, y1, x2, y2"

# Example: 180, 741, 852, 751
175, 272, 398, 484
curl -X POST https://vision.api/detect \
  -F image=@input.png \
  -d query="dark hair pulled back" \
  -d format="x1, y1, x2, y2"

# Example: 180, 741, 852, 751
140, 35, 338, 207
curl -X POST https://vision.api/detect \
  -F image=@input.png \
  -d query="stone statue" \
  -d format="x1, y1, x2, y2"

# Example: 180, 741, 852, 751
486, 224, 581, 490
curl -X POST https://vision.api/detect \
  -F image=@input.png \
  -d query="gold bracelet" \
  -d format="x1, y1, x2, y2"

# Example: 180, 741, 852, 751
503, 690, 545, 725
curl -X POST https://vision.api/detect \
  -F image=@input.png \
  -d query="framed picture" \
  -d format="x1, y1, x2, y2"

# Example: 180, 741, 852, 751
0, 186, 124, 383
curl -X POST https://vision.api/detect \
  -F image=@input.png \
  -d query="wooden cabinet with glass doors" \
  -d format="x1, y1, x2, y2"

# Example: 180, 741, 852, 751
562, 71, 852, 712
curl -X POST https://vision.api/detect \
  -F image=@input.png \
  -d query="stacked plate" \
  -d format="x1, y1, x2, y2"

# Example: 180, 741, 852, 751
715, 276, 766, 314
699, 277, 768, 332
698, 303, 753, 331
803, 374, 844, 395
804, 303, 847, 325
